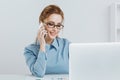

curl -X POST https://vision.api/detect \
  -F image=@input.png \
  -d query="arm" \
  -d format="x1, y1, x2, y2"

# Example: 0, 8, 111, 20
24, 23, 48, 77
24, 46, 47, 77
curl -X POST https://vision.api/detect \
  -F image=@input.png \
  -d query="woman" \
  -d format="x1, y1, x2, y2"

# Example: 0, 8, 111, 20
24, 4, 69, 77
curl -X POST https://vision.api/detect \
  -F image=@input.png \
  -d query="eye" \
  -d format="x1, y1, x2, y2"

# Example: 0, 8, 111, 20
56, 25, 61, 28
47, 22, 54, 26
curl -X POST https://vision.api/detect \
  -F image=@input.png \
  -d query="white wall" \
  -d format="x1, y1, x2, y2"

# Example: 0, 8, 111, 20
0, 0, 120, 74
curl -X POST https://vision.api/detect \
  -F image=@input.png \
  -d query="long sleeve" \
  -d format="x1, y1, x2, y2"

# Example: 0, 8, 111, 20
24, 45, 47, 77
24, 38, 69, 77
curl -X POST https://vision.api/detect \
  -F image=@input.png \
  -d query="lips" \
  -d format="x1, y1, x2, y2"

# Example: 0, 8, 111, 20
50, 32, 56, 36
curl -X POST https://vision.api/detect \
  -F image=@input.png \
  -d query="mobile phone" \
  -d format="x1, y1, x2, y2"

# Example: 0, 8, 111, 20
44, 30, 48, 38
39, 22, 43, 29
39, 22, 48, 38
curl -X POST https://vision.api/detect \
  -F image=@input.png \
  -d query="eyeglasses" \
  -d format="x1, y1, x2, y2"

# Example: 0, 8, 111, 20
44, 22, 64, 30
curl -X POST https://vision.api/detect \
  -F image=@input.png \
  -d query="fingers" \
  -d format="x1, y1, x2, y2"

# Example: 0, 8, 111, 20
40, 30, 47, 38
37, 26, 48, 40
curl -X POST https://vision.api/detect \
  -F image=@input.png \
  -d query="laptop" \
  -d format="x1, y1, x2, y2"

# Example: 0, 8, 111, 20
69, 42, 120, 80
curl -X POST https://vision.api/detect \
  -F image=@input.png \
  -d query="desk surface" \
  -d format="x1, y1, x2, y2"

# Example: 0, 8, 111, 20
0, 74, 69, 80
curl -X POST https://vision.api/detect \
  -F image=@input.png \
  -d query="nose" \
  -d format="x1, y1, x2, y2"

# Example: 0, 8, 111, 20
52, 26, 58, 31
54, 25, 58, 29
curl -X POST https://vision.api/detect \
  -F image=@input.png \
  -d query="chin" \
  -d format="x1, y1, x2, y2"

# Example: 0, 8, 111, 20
47, 32, 58, 40
50, 36, 56, 39
49, 35, 57, 39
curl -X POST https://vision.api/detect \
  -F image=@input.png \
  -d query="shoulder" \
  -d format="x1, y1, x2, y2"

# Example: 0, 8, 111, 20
57, 37, 70, 42
56, 37, 70, 46
24, 43, 40, 56
24, 42, 39, 52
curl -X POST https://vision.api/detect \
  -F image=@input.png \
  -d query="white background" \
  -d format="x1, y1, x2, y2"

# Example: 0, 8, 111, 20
0, 0, 120, 74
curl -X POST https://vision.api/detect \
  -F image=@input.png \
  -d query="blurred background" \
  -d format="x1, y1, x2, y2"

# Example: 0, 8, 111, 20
0, 0, 120, 75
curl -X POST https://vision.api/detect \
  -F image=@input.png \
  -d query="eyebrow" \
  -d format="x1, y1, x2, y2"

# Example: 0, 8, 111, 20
46, 21, 62, 24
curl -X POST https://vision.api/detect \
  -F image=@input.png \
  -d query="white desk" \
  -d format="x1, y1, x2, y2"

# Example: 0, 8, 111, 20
0, 74, 69, 80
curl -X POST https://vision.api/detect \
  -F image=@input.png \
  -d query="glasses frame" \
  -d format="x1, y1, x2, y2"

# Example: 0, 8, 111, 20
43, 22, 64, 30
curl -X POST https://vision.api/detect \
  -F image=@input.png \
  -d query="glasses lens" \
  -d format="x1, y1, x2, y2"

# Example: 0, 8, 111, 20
46, 22, 54, 28
56, 25, 63, 29
45, 22, 64, 30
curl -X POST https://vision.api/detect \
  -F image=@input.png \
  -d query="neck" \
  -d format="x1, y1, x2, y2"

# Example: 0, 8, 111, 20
45, 37, 54, 44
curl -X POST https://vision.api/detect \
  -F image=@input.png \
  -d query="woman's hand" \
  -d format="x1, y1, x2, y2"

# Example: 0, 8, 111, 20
37, 24, 47, 52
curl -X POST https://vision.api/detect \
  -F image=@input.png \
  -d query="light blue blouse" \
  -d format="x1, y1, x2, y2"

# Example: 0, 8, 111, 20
24, 37, 69, 77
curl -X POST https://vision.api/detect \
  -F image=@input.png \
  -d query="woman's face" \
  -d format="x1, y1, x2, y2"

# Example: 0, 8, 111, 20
44, 14, 63, 40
